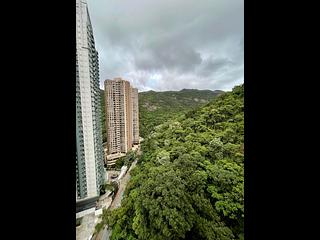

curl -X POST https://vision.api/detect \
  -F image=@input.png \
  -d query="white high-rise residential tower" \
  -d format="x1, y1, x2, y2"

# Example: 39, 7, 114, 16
76, 0, 105, 201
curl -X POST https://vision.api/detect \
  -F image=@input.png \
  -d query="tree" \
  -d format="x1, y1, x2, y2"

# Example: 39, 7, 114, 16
104, 85, 244, 240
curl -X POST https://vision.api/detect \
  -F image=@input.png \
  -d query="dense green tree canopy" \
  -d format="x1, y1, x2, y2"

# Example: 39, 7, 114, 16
138, 89, 224, 138
100, 84, 244, 240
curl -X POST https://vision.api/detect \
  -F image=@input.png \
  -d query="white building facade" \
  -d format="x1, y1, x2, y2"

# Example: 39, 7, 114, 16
76, 0, 105, 201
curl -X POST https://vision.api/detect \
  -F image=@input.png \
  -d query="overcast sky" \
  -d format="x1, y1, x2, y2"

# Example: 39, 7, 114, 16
88, 0, 243, 92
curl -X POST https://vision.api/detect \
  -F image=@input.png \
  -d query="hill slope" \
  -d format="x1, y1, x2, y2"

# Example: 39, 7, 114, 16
100, 89, 224, 140
138, 89, 224, 137
98, 84, 244, 240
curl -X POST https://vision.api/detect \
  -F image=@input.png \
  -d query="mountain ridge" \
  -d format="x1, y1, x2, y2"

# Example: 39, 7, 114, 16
100, 88, 224, 140
140, 88, 224, 93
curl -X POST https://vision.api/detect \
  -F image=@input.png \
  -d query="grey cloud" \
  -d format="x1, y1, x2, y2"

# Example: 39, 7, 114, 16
197, 57, 234, 77
89, 0, 244, 91
134, 43, 202, 73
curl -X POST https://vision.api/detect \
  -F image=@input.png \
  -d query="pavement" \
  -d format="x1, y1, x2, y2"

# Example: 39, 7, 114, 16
101, 228, 112, 240
77, 191, 113, 240
76, 213, 96, 240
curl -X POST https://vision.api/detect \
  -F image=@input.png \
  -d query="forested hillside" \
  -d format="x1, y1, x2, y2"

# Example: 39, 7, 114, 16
99, 84, 244, 240
138, 89, 224, 137
100, 89, 223, 141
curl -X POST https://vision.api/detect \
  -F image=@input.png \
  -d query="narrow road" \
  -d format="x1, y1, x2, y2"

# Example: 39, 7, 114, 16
96, 158, 138, 240
101, 228, 111, 240
110, 159, 137, 209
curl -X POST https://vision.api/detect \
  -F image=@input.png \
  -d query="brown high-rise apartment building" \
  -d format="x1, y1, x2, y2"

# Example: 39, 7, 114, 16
104, 78, 139, 155
132, 88, 139, 144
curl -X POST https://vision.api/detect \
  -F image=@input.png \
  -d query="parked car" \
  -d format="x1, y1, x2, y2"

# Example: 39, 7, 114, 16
111, 173, 118, 179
